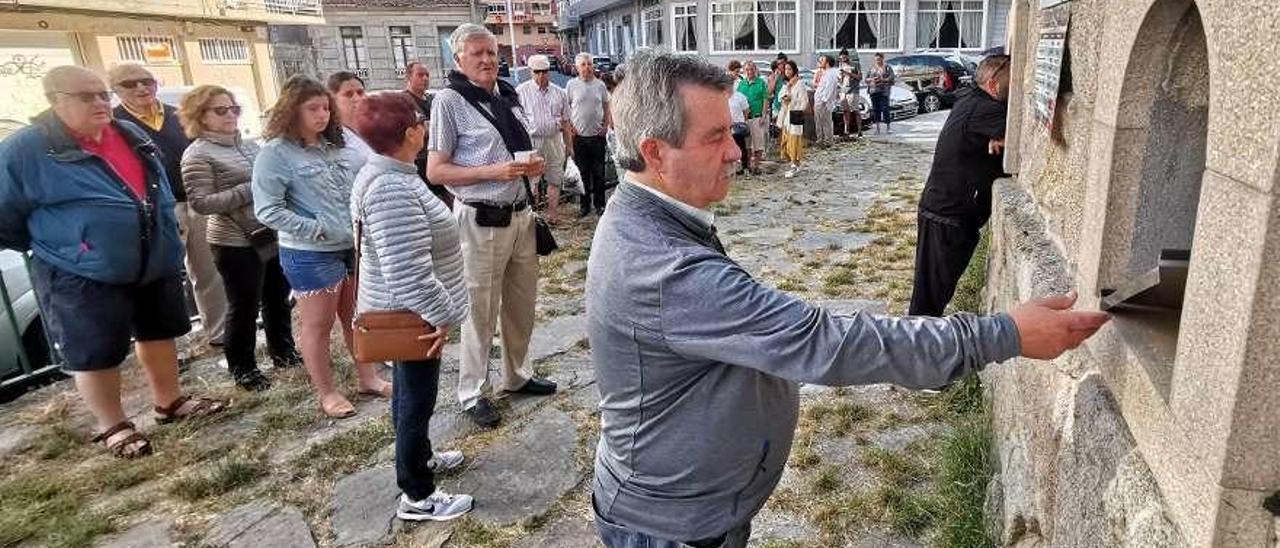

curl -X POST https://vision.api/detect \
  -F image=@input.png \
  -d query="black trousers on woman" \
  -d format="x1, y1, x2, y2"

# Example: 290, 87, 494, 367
210, 245, 295, 381
393, 358, 441, 500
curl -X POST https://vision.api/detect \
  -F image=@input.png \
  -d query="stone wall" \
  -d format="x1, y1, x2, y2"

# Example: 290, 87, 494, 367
984, 0, 1280, 546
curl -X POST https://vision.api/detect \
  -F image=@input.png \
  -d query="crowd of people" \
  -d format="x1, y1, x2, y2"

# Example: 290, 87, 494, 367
0, 23, 1105, 542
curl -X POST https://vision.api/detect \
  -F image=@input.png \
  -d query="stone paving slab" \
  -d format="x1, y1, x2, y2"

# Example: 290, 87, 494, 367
95, 518, 173, 548
204, 502, 316, 548
528, 314, 588, 363
514, 515, 602, 548
331, 465, 401, 547
440, 407, 583, 526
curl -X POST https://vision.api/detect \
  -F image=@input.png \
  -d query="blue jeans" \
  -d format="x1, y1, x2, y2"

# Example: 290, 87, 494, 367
277, 247, 354, 294
871, 92, 891, 125
393, 358, 441, 501
593, 497, 752, 548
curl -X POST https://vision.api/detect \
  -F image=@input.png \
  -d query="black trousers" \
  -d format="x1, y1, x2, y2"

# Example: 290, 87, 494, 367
573, 135, 608, 213
393, 358, 440, 500
210, 245, 295, 379
871, 93, 891, 126
733, 132, 749, 172
908, 214, 982, 317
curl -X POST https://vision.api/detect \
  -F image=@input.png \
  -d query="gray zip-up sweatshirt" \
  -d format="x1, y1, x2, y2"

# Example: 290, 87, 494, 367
586, 181, 1022, 541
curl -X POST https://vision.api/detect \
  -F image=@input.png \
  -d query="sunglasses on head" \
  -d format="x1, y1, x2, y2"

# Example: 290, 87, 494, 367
51, 91, 111, 104
116, 78, 157, 89
209, 105, 243, 116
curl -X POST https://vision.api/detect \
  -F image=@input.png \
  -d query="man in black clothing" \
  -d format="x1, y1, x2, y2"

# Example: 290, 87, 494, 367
404, 61, 453, 208
909, 55, 1012, 317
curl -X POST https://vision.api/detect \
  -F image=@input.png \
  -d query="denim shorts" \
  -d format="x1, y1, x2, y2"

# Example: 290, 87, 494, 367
278, 247, 355, 294
31, 258, 191, 372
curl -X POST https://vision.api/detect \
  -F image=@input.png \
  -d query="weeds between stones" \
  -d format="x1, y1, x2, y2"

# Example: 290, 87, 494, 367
169, 453, 268, 501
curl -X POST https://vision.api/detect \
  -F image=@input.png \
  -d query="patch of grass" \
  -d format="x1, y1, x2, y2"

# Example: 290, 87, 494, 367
30, 423, 84, 460
872, 484, 935, 537
933, 412, 995, 547
790, 444, 820, 470
452, 516, 509, 548
291, 418, 395, 480
0, 473, 111, 548
861, 446, 928, 487
808, 465, 843, 494
830, 401, 875, 435
777, 278, 805, 292
822, 268, 856, 294
169, 453, 267, 501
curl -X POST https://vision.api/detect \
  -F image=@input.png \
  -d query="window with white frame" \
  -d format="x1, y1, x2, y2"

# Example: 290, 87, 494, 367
339, 26, 368, 70
813, 1, 901, 51
198, 38, 251, 64
709, 0, 798, 53
672, 3, 698, 52
117, 35, 180, 64
642, 5, 664, 47
389, 26, 415, 69
916, 0, 985, 50
596, 22, 608, 54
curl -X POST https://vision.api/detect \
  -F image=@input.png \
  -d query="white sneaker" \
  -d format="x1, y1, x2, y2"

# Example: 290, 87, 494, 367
397, 491, 474, 522
428, 450, 465, 472
784, 168, 796, 179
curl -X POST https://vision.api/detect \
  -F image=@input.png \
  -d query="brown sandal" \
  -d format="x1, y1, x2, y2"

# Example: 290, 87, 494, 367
91, 421, 153, 459
154, 395, 228, 425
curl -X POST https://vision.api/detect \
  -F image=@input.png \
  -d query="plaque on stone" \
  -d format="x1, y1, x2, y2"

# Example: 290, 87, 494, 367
1032, 2, 1071, 130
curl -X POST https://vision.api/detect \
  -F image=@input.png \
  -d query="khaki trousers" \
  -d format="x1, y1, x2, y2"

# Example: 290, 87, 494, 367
175, 202, 227, 342
455, 204, 538, 408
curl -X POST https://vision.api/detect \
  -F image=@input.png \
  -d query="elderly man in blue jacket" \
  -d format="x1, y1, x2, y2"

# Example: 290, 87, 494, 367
0, 66, 226, 459
586, 50, 1110, 548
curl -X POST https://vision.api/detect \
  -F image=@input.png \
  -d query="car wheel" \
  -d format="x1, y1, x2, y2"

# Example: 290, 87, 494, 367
921, 94, 942, 113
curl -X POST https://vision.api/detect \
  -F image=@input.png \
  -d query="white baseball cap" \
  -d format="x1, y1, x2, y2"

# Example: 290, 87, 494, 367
528, 55, 551, 71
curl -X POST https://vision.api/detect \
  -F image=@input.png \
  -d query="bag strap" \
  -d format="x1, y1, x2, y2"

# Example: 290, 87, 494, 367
454, 93, 538, 208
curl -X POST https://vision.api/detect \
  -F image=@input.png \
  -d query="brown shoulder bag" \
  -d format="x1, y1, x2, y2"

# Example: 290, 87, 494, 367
350, 216, 441, 363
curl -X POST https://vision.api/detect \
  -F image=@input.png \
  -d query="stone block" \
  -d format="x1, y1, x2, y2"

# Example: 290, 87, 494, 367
528, 314, 587, 363
204, 503, 316, 548
96, 519, 172, 548
331, 465, 400, 547
1212, 487, 1278, 547
1102, 449, 1187, 548
1051, 373, 1136, 548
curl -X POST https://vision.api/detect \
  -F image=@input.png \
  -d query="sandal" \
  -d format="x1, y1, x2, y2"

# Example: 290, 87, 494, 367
320, 393, 357, 418
154, 395, 228, 425
90, 421, 153, 459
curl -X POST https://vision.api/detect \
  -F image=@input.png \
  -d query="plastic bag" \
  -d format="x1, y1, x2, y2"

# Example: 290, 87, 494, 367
564, 158, 585, 195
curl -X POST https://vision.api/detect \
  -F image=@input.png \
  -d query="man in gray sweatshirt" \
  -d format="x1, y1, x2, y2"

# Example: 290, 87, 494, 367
586, 49, 1110, 548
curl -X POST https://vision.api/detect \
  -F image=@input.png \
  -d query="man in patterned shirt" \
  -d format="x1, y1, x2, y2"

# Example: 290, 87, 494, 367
428, 24, 558, 428
516, 54, 573, 223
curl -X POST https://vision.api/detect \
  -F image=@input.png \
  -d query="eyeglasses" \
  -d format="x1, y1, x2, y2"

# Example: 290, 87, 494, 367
50, 91, 111, 104
116, 78, 157, 89
209, 105, 243, 117
533, 69, 549, 74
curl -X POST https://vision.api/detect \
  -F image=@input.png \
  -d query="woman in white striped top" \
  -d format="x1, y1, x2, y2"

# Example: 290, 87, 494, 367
350, 91, 474, 523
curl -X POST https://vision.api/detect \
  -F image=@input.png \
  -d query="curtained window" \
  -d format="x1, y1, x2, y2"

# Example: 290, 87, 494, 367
814, 0, 902, 52
673, 3, 699, 52
643, 6, 664, 47
710, 0, 798, 52
916, 0, 985, 50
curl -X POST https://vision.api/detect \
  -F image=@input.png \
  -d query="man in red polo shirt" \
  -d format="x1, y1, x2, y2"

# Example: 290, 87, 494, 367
0, 66, 227, 459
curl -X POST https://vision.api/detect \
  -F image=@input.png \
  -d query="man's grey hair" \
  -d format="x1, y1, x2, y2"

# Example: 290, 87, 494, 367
450, 24, 496, 59
612, 48, 734, 172
575, 52, 593, 64
975, 55, 1012, 88
42, 65, 102, 101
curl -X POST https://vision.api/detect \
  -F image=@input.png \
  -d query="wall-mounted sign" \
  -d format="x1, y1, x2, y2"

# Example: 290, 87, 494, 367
143, 41, 178, 65
1031, 2, 1070, 129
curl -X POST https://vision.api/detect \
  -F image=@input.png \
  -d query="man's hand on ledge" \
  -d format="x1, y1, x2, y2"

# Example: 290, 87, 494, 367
1009, 291, 1110, 360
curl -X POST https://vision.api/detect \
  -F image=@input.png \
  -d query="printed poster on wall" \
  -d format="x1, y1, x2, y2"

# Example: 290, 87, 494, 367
1032, 1, 1071, 129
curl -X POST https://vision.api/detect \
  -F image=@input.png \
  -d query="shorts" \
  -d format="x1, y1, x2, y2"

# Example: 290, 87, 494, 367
31, 258, 191, 372
532, 135, 567, 190
747, 117, 767, 151
278, 247, 355, 295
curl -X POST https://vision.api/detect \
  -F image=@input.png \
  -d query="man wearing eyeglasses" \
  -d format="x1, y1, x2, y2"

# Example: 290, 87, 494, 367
109, 64, 227, 349
909, 55, 1013, 317
516, 54, 572, 223
0, 65, 227, 460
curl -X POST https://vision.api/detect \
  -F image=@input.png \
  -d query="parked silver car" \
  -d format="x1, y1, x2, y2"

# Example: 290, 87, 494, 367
0, 250, 57, 390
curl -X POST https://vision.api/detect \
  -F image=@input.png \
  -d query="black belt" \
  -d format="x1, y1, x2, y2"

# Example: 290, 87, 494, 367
464, 199, 529, 212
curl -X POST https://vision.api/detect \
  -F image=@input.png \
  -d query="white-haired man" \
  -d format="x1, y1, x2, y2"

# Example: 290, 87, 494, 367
428, 24, 557, 429
568, 52, 612, 216
517, 54, 573, 223
587, 49, 1109, 548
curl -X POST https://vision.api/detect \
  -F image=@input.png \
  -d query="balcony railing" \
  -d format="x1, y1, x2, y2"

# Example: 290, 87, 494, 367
9, 0, 324, 23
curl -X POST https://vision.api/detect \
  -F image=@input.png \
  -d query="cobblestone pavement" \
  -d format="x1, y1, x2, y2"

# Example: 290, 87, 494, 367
0, 120, 964, 548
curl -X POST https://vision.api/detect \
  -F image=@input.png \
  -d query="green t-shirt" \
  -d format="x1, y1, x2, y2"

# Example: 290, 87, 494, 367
737, 77, 768, 118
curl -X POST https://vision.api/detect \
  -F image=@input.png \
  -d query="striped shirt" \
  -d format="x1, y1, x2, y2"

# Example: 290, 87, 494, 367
351, 153, 469, 327
428, 87, 527, 205
516, 80, 570, 138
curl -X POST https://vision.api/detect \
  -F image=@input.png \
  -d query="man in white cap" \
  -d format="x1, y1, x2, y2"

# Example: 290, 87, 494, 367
516, 54, 572, 222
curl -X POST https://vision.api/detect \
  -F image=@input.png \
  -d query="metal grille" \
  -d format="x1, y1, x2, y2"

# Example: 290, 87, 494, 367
199, 38, 251, 64
116, 35, 180, 64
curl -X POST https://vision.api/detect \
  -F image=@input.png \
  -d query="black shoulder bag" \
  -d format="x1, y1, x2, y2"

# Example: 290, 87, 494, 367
447, 74, 559, 256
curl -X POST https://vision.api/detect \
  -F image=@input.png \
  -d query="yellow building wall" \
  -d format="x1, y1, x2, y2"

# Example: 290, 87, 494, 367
0, 10, 279, 127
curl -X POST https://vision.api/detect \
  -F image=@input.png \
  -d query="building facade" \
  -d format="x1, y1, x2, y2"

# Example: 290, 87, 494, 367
0, 0, 322, 133
300, 0, 479, 91
985, 0, 1280, 546
565, 0, 1010, 67
485, 0, 565, 64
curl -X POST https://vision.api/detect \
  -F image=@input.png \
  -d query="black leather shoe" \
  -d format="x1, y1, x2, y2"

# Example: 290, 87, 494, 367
235, 370, 273, 392
465, 397, 501, 429
507, 377, 558, 396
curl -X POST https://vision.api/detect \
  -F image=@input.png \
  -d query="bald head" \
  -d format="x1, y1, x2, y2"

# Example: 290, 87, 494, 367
108, 63, 159, 111
43, 65, 113, 139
